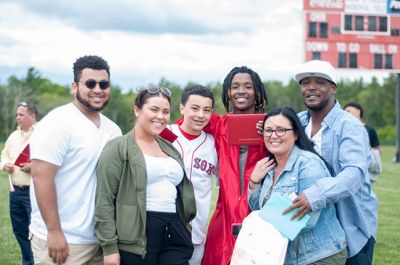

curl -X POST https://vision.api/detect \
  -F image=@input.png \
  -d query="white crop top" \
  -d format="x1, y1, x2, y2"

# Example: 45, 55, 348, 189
144, 154, 184, 212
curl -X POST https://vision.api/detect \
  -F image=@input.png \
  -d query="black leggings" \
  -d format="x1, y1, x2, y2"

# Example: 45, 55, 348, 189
120, 211, 193, 265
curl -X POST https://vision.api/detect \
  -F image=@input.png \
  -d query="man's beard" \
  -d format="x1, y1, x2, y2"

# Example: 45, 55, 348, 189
76, 88, 109, 112
305, 98, 330, 112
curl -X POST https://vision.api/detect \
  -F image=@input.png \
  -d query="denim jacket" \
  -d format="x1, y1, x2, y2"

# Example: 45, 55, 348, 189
298, 101, 378, 257
248, 146, 346, 265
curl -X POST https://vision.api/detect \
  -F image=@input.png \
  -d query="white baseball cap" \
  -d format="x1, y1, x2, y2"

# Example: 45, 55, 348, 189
294, 60, 337, 85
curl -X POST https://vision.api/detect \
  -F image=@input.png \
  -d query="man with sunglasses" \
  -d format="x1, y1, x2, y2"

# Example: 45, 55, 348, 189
1, 102, 37, 265
29, 55, 122, 265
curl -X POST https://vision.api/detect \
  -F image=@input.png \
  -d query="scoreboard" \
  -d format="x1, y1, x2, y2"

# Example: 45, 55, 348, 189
303, 0, 400, 70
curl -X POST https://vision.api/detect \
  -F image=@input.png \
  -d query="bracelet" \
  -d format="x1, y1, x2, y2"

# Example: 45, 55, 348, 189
249, 178, 261, 185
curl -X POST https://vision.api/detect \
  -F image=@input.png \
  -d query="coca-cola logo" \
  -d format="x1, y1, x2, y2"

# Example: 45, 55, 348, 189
309, 0, 344, 9
390, 0, 400, 11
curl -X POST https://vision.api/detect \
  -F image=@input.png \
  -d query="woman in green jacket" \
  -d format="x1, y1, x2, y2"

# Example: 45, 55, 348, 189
95, 86, 196, 265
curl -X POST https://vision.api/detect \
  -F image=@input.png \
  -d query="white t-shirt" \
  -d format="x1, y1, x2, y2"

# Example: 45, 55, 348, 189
144, 154, 184, 213
29, 103, 122, 244
168, 124, 218, 244
305, 118, 324, 155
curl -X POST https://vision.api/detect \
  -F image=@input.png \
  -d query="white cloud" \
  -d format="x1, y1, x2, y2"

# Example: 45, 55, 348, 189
0, 1, 390, 90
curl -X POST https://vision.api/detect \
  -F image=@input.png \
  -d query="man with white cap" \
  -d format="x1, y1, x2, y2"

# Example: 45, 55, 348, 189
284, 60, 378, 265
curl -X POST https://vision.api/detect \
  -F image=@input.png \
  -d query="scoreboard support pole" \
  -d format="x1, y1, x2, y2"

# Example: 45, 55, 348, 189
396, 74, 400, 163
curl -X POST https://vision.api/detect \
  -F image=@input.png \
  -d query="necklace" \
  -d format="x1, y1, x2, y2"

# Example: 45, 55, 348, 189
261, 184, 273, 207
261, 167, 283, 207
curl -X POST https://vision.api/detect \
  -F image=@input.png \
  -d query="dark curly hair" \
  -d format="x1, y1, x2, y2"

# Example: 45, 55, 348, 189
73, 55, 110, 82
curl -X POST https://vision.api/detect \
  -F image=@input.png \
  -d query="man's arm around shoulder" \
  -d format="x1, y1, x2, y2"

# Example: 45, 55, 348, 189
304, 121, 369, 211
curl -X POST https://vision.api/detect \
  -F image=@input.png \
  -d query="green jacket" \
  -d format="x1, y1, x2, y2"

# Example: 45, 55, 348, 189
95, 130, 196, 256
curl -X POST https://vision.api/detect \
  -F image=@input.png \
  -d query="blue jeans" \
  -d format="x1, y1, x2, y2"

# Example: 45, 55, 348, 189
345, 237, 375, 265
10, 187, 34, 265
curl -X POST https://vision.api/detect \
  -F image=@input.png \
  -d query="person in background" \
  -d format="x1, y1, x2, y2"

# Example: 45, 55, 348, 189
166, 85, 218, 265
248, 107, 347, 265
29, 55, 122, 265
200, 66, 268, 265
344, 102, 381, 152
1, 102, 37, 265
95, 86, 196, 265
286, 60, 377, 265
344, 102, 382, 183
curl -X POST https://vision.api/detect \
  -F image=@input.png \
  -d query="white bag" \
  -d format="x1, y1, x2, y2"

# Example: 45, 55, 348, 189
230, 211, 289, 265
368, 148, 382, 182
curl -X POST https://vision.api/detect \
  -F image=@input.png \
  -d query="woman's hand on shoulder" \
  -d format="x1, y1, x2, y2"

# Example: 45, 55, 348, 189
104, 253, 120, 265
250, 157, 275, 185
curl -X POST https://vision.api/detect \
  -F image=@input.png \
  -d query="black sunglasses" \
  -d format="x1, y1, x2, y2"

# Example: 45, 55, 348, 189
78, 79, 110, 90
18, 102, 28, 107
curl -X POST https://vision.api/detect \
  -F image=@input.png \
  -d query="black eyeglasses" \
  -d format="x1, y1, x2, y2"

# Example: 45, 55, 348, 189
263, 128, 294, 137
146, 86, 171, 98
78, 79, 110, 90
18, 102, 28, 107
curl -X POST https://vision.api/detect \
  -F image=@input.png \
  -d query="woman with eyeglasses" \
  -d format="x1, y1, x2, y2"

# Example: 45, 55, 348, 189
247, 107, 347, 265
95, 86, 196, 265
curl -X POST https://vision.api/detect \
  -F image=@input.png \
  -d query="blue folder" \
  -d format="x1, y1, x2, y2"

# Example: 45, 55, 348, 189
259, 193, 310, 241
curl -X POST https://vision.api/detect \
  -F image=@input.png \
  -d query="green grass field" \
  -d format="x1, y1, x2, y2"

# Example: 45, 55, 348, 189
0, 145, 399, 264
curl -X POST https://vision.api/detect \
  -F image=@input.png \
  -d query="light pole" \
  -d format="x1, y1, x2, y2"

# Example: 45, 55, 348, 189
396, 73, 400, 162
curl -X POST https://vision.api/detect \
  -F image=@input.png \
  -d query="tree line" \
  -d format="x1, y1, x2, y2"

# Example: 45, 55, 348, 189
0, 68, 397, 144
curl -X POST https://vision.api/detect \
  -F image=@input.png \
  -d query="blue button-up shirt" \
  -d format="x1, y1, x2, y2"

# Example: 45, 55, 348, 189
298, 101, 378, 257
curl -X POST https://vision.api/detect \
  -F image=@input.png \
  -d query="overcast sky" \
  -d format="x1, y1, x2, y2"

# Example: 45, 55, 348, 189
0, 0, 390, 91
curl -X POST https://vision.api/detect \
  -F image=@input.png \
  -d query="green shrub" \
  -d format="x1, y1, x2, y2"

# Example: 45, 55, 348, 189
377, 125, 396, 145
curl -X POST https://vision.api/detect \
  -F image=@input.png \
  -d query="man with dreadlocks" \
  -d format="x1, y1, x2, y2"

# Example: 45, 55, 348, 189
201, 66, 268, 265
